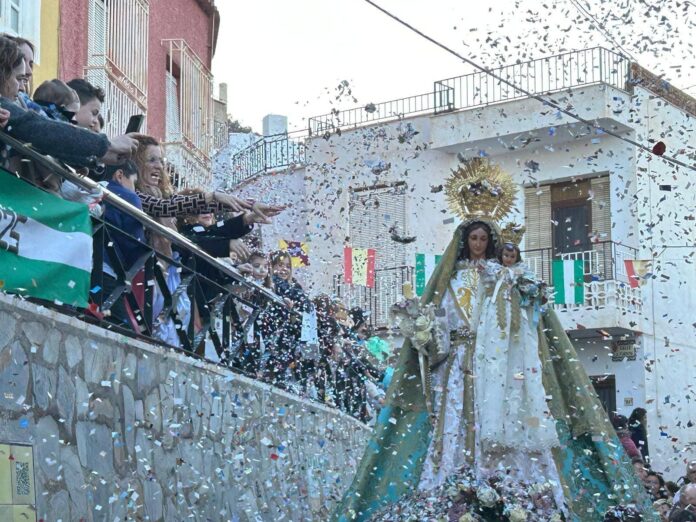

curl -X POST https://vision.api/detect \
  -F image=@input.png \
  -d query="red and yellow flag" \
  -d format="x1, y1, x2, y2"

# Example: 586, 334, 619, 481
344, 247, 376, 288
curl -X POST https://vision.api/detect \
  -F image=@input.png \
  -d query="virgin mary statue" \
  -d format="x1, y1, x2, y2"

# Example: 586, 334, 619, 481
332, 160, 656, 521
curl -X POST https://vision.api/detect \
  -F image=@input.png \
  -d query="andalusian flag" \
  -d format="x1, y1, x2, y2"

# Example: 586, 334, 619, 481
624, 260, 651, 289
278, 239, 310, 267
344, 247, 376, 288
0, 169, 92, 307
415, 253, 442, 296
552, 259, 584, 305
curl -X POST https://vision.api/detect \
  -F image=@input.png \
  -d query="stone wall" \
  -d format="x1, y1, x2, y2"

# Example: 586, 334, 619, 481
0, 293, 370, 521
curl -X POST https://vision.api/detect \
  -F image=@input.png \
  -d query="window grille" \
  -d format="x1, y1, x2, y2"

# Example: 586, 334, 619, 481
163, 39, 214, 190
165, 71, 181, 142
85, 0, 149, 137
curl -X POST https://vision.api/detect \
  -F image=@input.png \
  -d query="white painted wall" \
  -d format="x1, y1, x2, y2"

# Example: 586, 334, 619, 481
574, 336, 647, 418
630, 85, 696, 479
235, 81, 696, 480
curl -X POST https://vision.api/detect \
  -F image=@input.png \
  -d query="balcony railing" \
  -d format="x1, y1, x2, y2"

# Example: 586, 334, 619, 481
308, 47, 630, 137
227, 47, 632, 187
523, 241, 643, 314
226, 133, 307, 187
522, 241, 638, 284
333, 266, 413, 329
437, 47, 630, 112
0, 132, 284, 363
332, 242, 641, 331
308, 91, 446, 137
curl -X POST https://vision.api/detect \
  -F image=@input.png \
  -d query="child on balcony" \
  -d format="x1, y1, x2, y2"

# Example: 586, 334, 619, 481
265, 251, 312, 391
230, 251, 274, 377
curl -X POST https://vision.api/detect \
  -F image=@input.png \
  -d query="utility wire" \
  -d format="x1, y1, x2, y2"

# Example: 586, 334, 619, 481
567, 0, 636, 61
569, 1, 696, 99
360, 0, 696, 174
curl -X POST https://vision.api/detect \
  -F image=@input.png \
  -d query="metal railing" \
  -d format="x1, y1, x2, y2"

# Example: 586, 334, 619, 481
212, 120, 228, 152
227, 47, 632, 187
523, 241, 643, 313
0, 132, 283, 361
333, 266, 414, 329
522, 241, 638, 284
307, 47, 630, 136
437, 47, 630, 112
308, 91, 444, 137
227, 133, 307, 186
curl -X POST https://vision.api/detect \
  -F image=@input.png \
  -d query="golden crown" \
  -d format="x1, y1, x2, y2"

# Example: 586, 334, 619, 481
500, 223, 526, 246
445, 158, 517, 222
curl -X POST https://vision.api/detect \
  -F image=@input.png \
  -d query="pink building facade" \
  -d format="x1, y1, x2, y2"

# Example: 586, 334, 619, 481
58, 0, 220, 188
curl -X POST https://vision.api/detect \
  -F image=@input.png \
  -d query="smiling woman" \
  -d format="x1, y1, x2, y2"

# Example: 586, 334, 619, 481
134, 135, 172, 198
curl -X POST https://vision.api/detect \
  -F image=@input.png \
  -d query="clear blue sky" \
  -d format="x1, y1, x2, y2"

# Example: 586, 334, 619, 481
213, 0, 696, 133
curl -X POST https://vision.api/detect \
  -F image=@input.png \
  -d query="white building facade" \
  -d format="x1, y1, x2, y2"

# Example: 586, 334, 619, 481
227, 48, 696, 479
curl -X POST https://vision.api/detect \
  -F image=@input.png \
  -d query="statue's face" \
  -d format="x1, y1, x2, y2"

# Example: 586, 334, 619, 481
467, 226, 489, 260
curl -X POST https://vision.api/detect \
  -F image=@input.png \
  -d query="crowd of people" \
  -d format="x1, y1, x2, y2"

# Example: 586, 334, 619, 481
1, 33, 695, 518
224, 252, 391, 422
609, 408, 696, 521
0, 33, 390, 423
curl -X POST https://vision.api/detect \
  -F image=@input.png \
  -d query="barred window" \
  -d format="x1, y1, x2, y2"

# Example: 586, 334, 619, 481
349, 183, 408, 269
163, 39, 214, 190
85, 0, 149, 137
338, 183, 411, 328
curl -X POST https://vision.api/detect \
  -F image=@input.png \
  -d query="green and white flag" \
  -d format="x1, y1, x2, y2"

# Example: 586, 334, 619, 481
552, 259, 584, 305
415, 253, 442, 296
0, 169, 92, 307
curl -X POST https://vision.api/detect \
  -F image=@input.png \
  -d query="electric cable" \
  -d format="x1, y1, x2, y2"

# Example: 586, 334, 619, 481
360, 0, 696, 174
567, 0, 637, 61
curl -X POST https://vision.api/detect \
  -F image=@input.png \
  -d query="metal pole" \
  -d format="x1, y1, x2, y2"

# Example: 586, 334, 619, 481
0, 132, 286, 307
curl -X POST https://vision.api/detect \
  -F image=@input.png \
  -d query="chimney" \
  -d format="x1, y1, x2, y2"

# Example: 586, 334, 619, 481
262, 114, 288, 136
219, 82, 228, 103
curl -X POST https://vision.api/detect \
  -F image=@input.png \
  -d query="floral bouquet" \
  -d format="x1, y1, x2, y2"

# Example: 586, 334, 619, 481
390, 284, 447, 368
368, 466, 567, 522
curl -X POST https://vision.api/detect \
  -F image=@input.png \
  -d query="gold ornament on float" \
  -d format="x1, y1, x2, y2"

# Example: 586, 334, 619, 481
444, 157, 517, 222
499, 222, 526, 246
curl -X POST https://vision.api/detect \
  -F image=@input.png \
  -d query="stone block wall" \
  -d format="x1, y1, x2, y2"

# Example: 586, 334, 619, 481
0, 293, 370, 521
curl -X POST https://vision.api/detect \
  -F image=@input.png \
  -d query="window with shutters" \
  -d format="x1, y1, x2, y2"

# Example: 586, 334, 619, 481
339, 183, 411, 328
349, 183, 408, 269
0, 0, 41, 61
524, 184, 552, 282
524, 175, 611, 282
162, 39, 214, 190
85, 0, 149, 137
